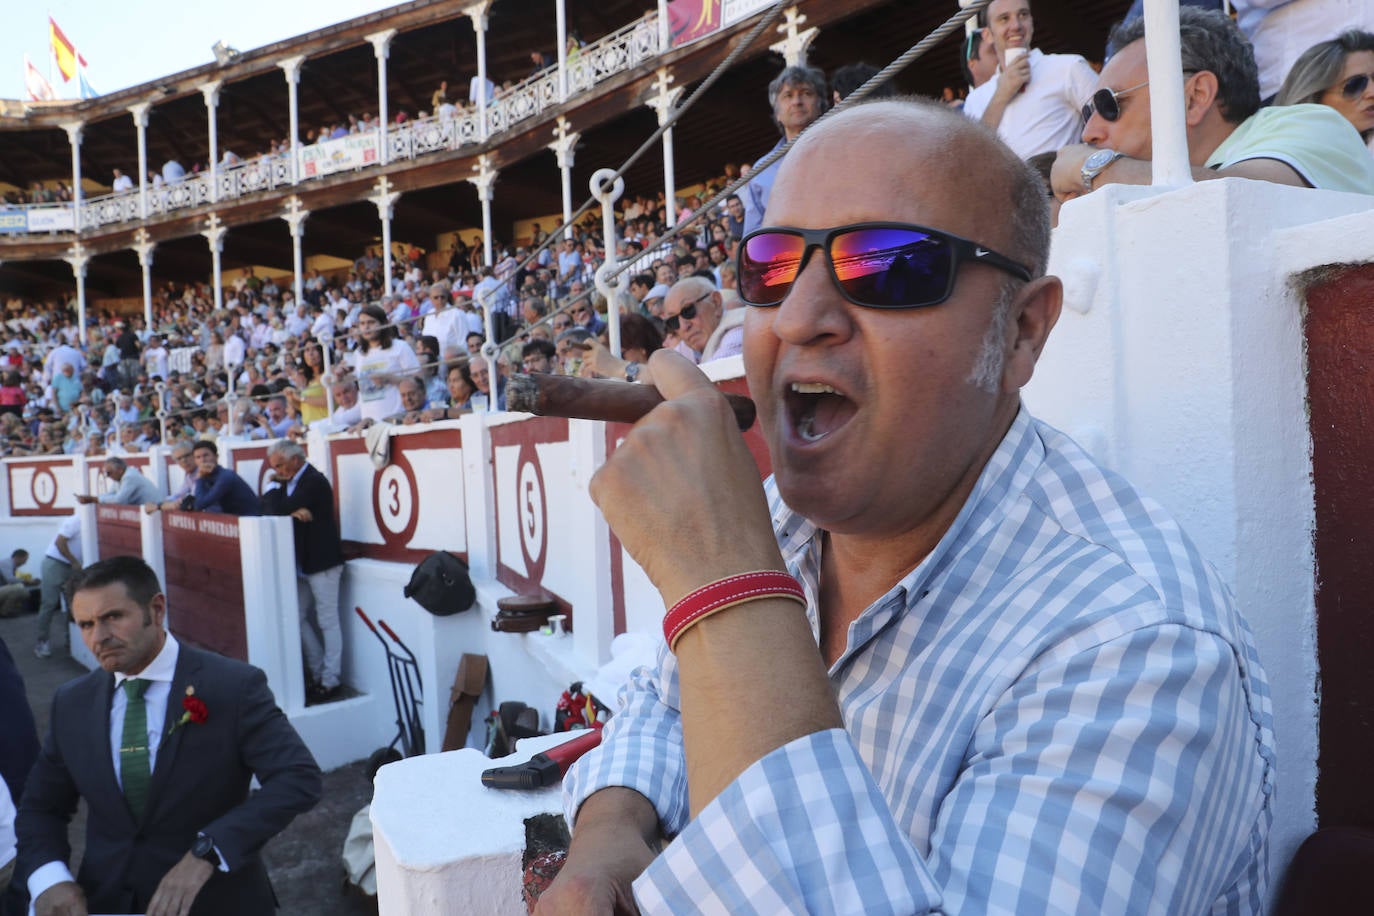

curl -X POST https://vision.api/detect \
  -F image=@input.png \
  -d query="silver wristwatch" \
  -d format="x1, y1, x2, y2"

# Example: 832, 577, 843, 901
624, 361, 641, 383
1081, 148, 1126, 192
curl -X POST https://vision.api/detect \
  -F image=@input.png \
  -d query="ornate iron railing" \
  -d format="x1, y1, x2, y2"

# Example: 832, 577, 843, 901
2, 12, 664, 239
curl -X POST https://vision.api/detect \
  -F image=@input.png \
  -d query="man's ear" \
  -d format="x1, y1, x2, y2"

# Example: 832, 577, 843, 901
1001, 276, 1063, 393
1183, 71, 1220, 127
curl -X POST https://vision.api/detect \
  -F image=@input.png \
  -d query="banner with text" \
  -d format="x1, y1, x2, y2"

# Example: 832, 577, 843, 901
301, 133, 380, 178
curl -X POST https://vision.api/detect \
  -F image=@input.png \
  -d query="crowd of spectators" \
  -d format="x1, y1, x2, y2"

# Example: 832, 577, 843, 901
0, 140, 758, 457
4, 2, 1371, 461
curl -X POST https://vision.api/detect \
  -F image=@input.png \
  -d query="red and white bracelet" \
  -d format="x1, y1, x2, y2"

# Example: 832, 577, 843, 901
663, 570, 806, 652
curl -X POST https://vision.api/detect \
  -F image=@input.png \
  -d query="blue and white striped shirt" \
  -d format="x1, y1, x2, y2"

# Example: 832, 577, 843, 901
565, 408, 1275, 914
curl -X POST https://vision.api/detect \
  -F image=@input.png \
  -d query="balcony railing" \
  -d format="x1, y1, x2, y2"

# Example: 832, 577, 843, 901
0, 13, 664, 240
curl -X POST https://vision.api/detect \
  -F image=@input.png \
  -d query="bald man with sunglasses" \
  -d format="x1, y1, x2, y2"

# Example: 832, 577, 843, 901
1053, 7, 1374, 201
660, 277, 743, 364
538, 98, 1273, 915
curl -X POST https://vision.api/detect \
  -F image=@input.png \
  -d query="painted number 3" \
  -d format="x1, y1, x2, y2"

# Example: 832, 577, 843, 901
388, 477, 402, 515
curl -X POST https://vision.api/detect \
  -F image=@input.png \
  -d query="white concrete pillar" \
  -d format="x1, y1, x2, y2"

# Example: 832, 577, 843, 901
64, 243, 89, 342
1142, 0, 1193, 187
769, 6, 818, 66
282, 196, 309, 308
63, 122, 83, 232
200, 81, 222, 203
133, 228, 155, 329
465, 2, 493, 142
556, 0, 569, 102
279, 55, 306, 184
367, 30, 397, 165
657, 0, 670, 50
202, 213, 227, 313
371, 176, 401, 296
548, 117, 579, 241
645, 69, 684, 229
129, 103, 151, 218
468, 155, 497, 268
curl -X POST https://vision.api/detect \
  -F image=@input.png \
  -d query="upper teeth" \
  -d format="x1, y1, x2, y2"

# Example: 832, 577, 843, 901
791, 382, 837, 395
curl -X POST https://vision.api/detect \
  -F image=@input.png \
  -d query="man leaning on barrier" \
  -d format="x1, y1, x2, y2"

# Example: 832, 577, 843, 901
539, 98, 1274, 915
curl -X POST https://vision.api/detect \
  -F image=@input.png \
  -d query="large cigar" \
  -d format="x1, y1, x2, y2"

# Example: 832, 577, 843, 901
506, 373, 756, 431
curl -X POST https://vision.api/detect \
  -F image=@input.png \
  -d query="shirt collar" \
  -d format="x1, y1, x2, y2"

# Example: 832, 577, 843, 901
773, 404, 1041, 613
289, 461, 308, 487
114, 632, 180, 688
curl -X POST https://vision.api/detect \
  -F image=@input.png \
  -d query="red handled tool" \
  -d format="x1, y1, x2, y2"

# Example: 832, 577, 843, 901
481, 727, 603, 790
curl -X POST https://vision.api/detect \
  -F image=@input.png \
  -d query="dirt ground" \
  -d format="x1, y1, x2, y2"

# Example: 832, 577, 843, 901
2, 610, 375, 915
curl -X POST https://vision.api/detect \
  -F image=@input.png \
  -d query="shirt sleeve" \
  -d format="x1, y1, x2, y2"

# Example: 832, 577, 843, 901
578, 622, 1270, 915
1064, 55, 1099, 108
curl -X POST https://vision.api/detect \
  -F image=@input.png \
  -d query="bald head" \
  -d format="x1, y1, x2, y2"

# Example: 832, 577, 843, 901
777, 98, 1050, 277
663, 276, 723, 353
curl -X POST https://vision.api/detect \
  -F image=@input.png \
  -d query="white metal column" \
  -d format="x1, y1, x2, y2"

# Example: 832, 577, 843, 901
279, 56, 306, 183
201, 82, 222, 203
202, 214, 227, 313
646, 69, 684, 228
63, 122, 83, 232
64, 243, 89, 342
465, 3, 493, 142
282, 197, 309, 308
549, 118, 579, 241
469, 155, 497, 267
372, 176, 401, 294
556, 0, 569, 102
129, 103, 151, 218
367, 30, 397, 165
132, 229, 156, 330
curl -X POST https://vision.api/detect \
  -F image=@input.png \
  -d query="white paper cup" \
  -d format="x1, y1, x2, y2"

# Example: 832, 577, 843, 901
1004, 47, 1027, 69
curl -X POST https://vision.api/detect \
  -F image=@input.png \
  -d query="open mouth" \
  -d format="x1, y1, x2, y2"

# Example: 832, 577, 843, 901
785, 382, 857, 444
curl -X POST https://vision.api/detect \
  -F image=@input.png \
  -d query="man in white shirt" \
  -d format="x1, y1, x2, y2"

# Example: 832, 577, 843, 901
111, 169, 134, 193
34, 514, 82, 660
962, 0, 1099, 159
143, 335, 170, 381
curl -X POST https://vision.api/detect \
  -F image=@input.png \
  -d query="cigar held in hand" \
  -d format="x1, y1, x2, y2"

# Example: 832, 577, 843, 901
506, 373, 756, 431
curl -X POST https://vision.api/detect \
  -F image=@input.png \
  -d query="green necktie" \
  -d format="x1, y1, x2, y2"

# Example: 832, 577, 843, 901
119, 678, 152, 819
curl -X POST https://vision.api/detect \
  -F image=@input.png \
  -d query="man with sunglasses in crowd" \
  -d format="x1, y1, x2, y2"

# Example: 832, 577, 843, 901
538, 98, 1273, 914
962, 0, 1098, 159
660, 276, 742, 364
1053, 7, 1374, 202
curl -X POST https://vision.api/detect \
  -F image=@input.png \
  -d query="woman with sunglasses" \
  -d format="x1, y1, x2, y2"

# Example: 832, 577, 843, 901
1277, 30, 1374, 142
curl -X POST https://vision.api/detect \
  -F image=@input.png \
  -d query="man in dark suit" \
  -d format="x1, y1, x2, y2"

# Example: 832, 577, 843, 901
16, 556, 321, 916
261, 440, 346, 705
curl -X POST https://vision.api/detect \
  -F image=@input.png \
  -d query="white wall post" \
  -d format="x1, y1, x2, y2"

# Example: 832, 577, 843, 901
367, 30, 397, 165
1142, 0, 1194, 187
279, 55, 306, 184
200, 82, 222, 203
657, 0, 671, 50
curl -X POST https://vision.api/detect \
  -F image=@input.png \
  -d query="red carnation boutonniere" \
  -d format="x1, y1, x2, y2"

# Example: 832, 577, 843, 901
165, 685, 209, 741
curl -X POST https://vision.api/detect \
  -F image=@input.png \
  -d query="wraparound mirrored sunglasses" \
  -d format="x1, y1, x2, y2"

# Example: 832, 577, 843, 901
737, 222, 1032, 309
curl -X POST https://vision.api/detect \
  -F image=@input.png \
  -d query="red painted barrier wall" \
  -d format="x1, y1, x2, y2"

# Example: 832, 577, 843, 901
1306, 263, 1374, 827
161, 511, 248, 661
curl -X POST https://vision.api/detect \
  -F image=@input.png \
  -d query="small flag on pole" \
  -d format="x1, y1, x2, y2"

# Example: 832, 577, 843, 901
49, 17, 83, 83
79, 70, 98, 99
24, 55, 56, 101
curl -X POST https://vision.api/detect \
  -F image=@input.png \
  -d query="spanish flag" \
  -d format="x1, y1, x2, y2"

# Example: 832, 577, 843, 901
49, 17, 86, 83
